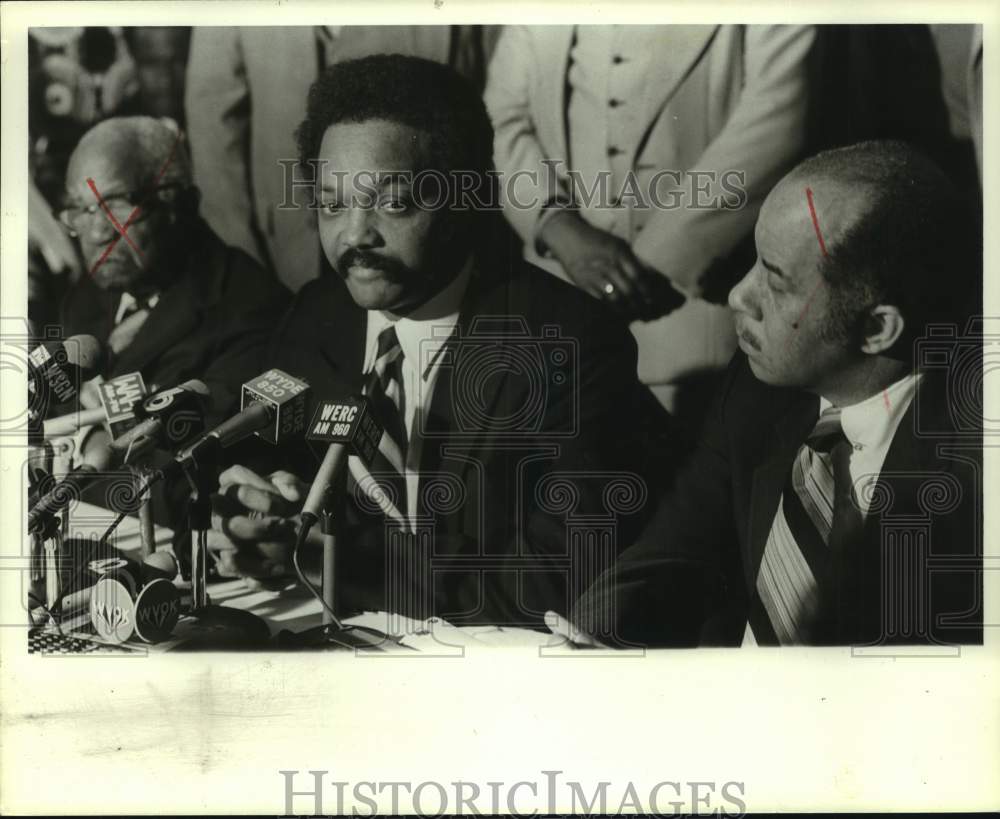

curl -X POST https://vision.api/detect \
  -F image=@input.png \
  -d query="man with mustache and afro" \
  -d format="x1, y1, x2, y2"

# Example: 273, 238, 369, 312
208, 55, 677, 631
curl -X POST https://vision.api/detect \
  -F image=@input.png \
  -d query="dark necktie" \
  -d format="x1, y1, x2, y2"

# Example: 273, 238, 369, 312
753, 406, 864, 644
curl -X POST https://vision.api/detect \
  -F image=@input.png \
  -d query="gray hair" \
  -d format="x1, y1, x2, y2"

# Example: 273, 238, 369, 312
73, 115, 192, 189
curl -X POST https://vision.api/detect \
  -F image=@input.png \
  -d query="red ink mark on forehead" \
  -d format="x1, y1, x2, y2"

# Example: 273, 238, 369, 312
806, 187, 828, 257
791, 187, 829, 332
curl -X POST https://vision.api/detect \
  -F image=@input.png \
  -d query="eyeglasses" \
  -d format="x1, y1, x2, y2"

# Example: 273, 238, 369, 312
57, 183, 187, 233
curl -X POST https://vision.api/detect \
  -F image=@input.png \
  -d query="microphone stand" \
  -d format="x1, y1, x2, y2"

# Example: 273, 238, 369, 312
187, 458, 213, 610
275, 471, 404, 651
321, 479, 342, 628
47, 508, 69, 606
26, 443, 53, 621
133, 466, 156, 559
177, 450, 270, 649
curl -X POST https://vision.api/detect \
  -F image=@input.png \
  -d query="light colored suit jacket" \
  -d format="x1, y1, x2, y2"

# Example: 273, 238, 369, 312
485, 25, 815, 387
185, 27, 457, 292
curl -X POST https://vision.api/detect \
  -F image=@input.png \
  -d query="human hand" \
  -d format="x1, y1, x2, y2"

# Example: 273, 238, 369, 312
538, 211, 667, 320
29, 179, 82, 281
208, 465, 311, 579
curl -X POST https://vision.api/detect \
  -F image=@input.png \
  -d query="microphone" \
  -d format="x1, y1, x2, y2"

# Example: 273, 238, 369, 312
36, 543, 182, 635
28, 373, 168, 534
276, 396, 414, 650
28, 334, 105, 405
110, 379, 209, 465
300, 396, 383, 527
39, 371, 148, 439
40, 406, 107, 438
27, 462, 102, 535
159, 369, 310, 478
97, 372, 149, 439
87, 550, 182, 644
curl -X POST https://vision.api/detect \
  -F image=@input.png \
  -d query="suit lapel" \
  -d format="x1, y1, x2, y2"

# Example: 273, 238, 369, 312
111, 274, 199, 379
633, 25, 719, 159
745, 394, 818, 589
111, 226, 226, 380
420, 263, 516, 483
859, 375, 945, 547
315, 281, 367, 391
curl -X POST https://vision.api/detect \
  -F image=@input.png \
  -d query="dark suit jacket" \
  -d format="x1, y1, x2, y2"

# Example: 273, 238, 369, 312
572, 352, 983, 647
59, 221, 290, 532
61, 220, 290, 427
257, 243, 678, 628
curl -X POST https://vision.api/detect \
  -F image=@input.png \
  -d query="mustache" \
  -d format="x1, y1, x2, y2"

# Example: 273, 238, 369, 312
335, 248, 408, 280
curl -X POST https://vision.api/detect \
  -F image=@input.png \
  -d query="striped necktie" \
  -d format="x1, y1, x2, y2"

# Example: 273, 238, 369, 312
753, 406, 863, 644
349, 324, 410, 526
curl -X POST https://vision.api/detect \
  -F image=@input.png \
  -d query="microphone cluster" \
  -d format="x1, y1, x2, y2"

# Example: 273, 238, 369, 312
26, 347, 390, 649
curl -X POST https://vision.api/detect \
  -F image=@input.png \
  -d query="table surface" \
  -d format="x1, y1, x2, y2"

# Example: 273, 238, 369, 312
32, 502, 557, 651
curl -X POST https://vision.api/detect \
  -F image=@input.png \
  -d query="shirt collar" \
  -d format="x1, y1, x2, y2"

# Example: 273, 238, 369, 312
114, 291, 160, 325
819, 372, 923, 452
363, 257, 473, 380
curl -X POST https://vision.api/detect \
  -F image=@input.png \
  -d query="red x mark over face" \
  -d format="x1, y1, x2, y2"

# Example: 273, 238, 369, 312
84, 128, 183, 278
85, 178, 146, 276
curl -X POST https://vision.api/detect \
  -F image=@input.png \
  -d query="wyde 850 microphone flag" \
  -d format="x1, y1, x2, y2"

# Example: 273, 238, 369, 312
154, 369, 310, 481
240, 368, 310, 444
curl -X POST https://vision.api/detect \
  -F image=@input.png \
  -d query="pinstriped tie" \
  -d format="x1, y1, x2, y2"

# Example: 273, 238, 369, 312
348, 325, 409, 525
754, 407, 859, 644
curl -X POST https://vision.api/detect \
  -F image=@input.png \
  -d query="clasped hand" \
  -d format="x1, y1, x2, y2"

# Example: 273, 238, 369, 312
539, 211, 684, 321
208, 465, 319, 579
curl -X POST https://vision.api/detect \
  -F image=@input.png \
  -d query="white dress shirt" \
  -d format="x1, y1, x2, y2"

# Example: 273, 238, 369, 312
114, 291, 160, 325
354, 259, 473, 524
69, 291, 161, 467
742, 372, 923, 646
817, 371, 922, 519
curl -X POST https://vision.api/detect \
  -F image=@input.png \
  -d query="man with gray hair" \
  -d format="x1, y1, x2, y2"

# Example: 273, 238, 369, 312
58, 115, 289, 432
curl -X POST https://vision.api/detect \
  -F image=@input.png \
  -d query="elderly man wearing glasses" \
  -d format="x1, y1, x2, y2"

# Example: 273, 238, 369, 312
57, 115, 289, 436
